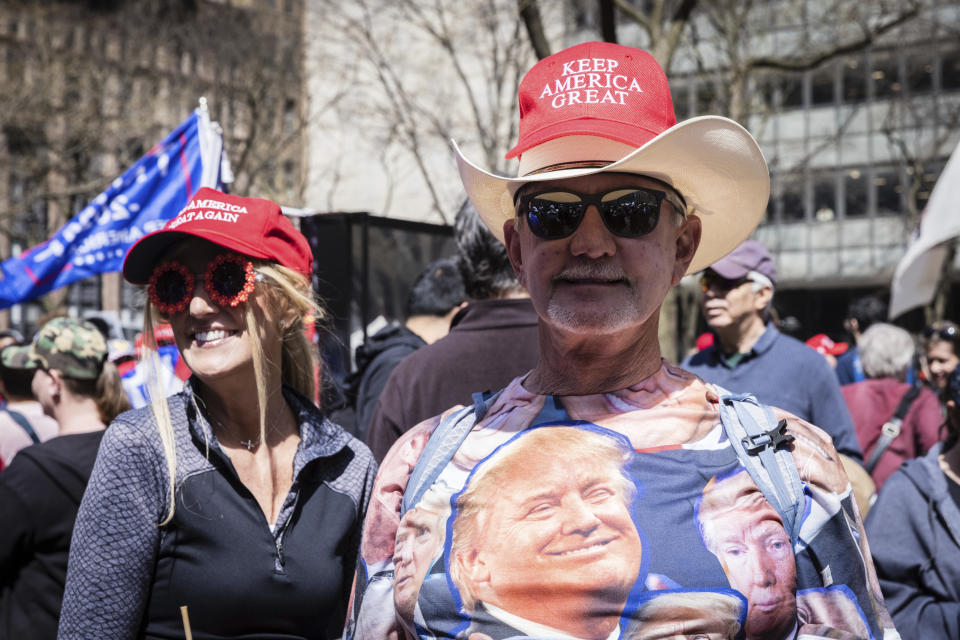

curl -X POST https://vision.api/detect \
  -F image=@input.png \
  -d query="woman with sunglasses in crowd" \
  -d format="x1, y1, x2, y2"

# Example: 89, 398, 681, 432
923, 321, 960, 398
866, 364, 960, 639
58, 188, 376, 639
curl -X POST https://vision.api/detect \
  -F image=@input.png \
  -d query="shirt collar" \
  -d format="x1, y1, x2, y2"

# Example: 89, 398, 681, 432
484, 603, 620, 640
752, 322, 780, 354
715, 323, 779, 368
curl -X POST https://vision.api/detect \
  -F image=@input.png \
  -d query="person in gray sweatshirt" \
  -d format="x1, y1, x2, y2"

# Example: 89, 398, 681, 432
866, 365, 960, 639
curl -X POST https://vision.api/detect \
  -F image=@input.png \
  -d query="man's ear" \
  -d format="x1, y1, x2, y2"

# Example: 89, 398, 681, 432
455, 548, 492, 597
754, 285, 774, 311
503, 219, 526, 288
672, 215, 702, 286
45, 369, 64, 400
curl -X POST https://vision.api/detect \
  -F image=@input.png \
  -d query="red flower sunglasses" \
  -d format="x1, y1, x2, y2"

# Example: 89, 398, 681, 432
148, 253, 257, 315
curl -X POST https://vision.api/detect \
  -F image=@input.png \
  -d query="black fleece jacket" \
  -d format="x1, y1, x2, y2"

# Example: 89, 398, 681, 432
0, 430, 104, 640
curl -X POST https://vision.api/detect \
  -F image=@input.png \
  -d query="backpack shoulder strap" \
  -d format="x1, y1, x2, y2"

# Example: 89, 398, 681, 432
402, 390, 502, 514
5, 409, 40, 444
717, 391, 806, 542
864, 383, 922, 474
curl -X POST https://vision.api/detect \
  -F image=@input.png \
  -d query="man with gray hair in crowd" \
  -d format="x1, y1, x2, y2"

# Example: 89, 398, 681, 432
842, 322, 942, 490
683, 240, 862, 461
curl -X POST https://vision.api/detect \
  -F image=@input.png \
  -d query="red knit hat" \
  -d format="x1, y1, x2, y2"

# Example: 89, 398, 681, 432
122, 187, 313, 284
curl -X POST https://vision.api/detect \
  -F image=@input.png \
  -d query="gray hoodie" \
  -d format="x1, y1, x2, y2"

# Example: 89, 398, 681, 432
865, 442, 960, 640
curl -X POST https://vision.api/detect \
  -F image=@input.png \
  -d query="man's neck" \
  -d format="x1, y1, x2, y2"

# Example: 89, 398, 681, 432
715, 315, 768, 354
54, 398, 106, 435
524, 322, 663, 395
405, 313, 451, 345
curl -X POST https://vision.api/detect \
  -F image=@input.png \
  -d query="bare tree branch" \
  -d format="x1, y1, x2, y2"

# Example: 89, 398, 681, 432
599, 0, 617, 43
518, 0, 551, 59
747, 4, 921, 72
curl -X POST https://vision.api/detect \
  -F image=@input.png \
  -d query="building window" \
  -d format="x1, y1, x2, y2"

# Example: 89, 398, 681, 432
811, 64, 834, 106
67, 275, 101, 310
780, 173, 805, 221
283, 99, 296, 134
842, 56, 866, 103
871, 51, 900, 100
781, 74, 803, 109
844, 168, 868, 218
813, 170, 836, 221
942, 47, 960, 91
916, 159, 945, 211
755, 75, 777, 111
907, 53, 934, 95
875, 166, 901, 216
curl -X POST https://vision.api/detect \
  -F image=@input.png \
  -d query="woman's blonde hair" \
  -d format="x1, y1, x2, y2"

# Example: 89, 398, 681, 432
141, 260, 324, 525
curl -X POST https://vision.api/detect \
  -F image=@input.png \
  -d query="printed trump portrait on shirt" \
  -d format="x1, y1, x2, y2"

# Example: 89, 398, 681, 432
447, 424, 648, 640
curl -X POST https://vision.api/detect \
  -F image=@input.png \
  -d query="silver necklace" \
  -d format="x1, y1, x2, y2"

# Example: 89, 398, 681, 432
193, 396, 260, 451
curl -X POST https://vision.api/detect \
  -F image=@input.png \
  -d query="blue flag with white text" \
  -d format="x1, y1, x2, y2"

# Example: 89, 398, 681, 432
0, 109, 227, 308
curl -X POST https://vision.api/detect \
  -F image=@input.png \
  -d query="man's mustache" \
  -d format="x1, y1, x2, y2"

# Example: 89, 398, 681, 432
554, 261, 628, 282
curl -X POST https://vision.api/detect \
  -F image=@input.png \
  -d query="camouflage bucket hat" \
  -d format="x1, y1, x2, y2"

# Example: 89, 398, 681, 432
0, 317, 108, 380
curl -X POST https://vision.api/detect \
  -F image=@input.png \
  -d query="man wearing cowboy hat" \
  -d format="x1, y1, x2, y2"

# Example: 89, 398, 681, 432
346, 42, 898, 640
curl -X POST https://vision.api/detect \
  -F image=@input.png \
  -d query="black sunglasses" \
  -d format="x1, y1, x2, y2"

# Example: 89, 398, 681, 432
700, 272, 752, 293
923, 324, 960, 341
514, 187, 671, 240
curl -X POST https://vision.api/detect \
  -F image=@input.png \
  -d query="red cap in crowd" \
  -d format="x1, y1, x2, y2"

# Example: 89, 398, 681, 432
805, 334, 849, 356
506, 42, 676, 159
122, 187, 313, 284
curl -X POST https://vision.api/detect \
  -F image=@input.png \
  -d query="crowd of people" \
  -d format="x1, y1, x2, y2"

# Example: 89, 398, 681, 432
0, 40, 956, 640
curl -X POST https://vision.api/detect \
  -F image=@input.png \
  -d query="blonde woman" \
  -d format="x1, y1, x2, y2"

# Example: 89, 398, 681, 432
59, 188, 376, 639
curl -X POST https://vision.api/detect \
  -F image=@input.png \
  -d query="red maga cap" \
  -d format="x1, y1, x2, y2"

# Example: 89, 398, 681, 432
805, 334, 849, 356
122, 187, 313, 284
506, 41, 676, 160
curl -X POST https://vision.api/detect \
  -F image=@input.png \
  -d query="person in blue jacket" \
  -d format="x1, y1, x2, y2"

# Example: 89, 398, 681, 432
866, 365, 960, 639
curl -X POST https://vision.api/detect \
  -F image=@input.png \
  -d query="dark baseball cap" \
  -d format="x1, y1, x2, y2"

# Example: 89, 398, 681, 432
708, 240, 776, 285
1, 317, 108, 380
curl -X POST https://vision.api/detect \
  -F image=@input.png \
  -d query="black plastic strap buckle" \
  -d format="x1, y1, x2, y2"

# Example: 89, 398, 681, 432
742, 419, 794, 455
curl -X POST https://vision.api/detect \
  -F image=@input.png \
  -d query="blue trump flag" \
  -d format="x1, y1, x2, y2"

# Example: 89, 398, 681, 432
0, 107, 229, 308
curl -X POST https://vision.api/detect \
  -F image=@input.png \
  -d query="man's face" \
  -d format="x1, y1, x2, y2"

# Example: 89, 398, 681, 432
504, 172, 700, 337
393, 506, 445, 619
706, 500, 796, 640
467, 446, 643, 630
700, 270, 767, 334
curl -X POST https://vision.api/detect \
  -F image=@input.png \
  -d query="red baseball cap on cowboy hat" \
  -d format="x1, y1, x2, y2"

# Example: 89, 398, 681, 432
454, 41, 770, 274
122, 187, 313, 284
